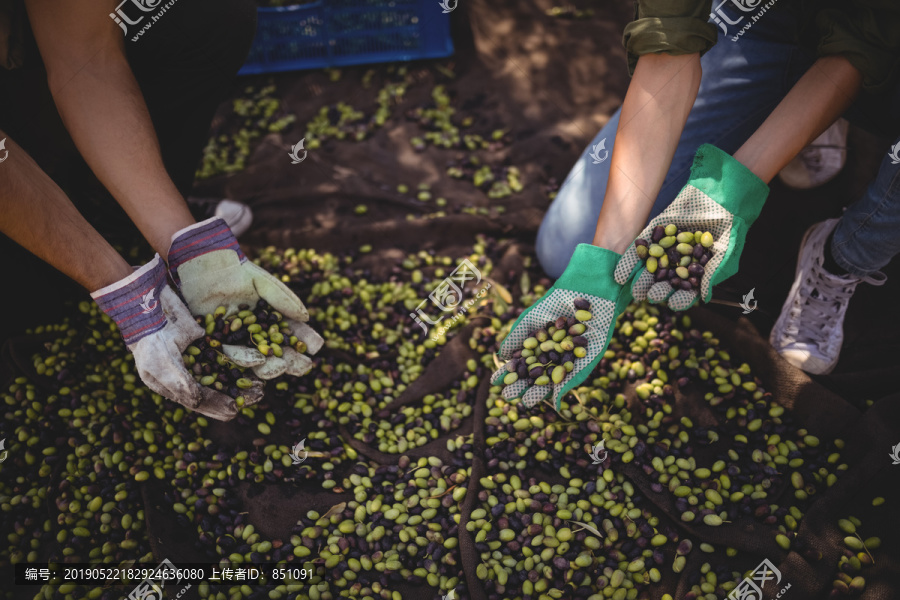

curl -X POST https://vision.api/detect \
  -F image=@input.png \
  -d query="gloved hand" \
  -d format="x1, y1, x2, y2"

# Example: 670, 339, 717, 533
167, 218, 323, 380
491, 244, 632, 409
614, 144, 769, 310
92, 255, 262, 421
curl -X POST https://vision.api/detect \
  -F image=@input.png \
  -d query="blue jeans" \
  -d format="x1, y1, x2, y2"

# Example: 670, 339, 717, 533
536, 5, 898, 279
831, 141, 900, 278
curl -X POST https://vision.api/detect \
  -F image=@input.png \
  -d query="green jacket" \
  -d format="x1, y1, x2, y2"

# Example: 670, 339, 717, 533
623, 0, 900, 92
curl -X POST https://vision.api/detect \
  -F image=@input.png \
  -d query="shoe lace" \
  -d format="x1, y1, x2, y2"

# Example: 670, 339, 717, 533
796, 296, 847, 346
789, 267, 856, 346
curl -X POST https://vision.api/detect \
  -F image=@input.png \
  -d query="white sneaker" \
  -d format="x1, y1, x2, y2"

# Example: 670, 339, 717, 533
778, 119, 849, 190
769, 218, 886, 374
188, 197, 253, 237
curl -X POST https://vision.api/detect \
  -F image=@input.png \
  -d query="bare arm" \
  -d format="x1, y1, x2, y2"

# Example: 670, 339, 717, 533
733, 55, 861, 182
593, 53, 860, 255
24, 0, 194, 257
592, 53, 702, 253
0, 132, 133, 290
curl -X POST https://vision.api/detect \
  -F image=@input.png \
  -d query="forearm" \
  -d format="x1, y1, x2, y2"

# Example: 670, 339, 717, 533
25, 0, 194, 257
48, 50, 194, 256
0, 133, 132, 290
734, 56, 862, 183
593, 53, 702, 253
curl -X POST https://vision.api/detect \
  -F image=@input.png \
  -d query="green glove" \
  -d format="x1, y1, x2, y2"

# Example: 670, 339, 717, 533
491, 244, 632, 410
614, 144, 769, 310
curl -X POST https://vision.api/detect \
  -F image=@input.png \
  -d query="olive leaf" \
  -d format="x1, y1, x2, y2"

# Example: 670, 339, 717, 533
519, 272, 531, 298
322, 502, 347, 520
486, 278, 513, 304
569, 520, 604, 538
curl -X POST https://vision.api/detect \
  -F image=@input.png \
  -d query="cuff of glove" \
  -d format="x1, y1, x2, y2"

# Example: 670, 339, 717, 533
167, 217, 246, 284
556, 244, 624, 298
688, 144, 770, 226
91, 254, 168, 346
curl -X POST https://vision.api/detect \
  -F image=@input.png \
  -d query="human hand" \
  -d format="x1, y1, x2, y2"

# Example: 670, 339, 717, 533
615, 144, 769, 310
167, 218, 323, 380
92, 255, 258, 421
491, 244, 631, 409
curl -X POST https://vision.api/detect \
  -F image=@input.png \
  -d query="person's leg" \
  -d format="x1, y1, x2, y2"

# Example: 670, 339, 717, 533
829, 141, 900, 277
536, 8, 815, 278
124, 0, 258, 196
768, 134, 898, 374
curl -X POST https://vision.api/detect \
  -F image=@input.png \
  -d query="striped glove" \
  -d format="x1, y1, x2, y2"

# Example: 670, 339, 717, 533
167, 218, 323, 380
92, 255, 251, 421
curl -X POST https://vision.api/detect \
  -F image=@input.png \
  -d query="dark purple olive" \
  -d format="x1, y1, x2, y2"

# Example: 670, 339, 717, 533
555, 316, 567, 330
635, 238, 649, 248
651, 225, 665, 243
688, 276, 701, 289
529, 366, 544, 379
655, 268, 669, 282
699, 254, 710, 266
688, 263, 704, 278
573, 298, 590, 311
572, 336, 588, 347
680, 279, 693, 291
693, 244, 705, 258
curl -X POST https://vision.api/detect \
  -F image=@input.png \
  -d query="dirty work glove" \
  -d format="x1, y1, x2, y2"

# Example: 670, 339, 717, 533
614, 144, 769, 310
91, 255, 259, 421
491, 244, 632, 410
167, 218, 323, 380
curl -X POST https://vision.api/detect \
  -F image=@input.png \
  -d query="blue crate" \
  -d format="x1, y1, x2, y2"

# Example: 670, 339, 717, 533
239, 0, 455, 75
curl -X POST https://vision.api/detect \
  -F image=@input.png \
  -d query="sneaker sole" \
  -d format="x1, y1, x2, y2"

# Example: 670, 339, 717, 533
778, 154, 846, 190
777, 119, 849, 190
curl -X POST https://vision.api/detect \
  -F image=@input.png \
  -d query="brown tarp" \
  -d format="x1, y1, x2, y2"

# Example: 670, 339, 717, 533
2, 1, 900, 599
